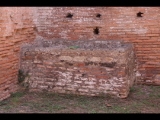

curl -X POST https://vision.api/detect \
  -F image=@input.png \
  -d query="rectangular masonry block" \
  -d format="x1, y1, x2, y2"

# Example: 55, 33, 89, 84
20, 38, 136, 98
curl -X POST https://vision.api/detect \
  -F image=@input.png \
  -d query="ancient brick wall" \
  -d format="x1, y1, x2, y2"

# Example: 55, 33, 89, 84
20, 38, 135, 98
34, 7, 160, 85
0, 7, 36, 100
1, 7, 160, 101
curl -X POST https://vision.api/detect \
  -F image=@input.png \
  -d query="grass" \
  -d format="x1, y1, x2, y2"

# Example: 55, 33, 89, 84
0, 85, 160, 113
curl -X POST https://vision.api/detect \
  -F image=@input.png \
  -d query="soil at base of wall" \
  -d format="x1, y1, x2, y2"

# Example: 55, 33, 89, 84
0, 85, 160, 113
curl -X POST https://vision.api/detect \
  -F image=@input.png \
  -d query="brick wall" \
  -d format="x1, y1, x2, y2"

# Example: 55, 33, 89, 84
1, 7, 160, 101
34, 7, 160, 85
0, 7, 36, 100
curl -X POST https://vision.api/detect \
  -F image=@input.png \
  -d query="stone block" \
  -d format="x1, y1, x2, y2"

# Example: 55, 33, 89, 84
20, 39, 135, 98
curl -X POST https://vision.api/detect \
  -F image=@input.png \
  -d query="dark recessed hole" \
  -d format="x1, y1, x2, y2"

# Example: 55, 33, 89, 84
99, 62, 116, 68
56, 54, 60, 57
66, 62, 73, 66
4, 88, 8, 91
82, 73, 86, 77
96, 13, 101, 18
66, 13, 73, 18
93, 27, 99, 35
137, 12, 143, 17
34, 27, 38, 32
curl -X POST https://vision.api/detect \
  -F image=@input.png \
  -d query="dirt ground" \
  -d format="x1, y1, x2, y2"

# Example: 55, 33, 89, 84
0, 85, 160, 113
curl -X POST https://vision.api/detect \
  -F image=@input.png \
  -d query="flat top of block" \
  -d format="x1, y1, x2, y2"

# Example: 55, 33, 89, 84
22, 38, 133, 51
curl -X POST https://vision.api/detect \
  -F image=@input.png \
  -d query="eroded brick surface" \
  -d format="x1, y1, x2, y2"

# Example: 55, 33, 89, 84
20, 38, 135, 98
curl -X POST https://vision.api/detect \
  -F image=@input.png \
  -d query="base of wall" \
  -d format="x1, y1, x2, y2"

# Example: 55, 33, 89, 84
0, 84, 19, 101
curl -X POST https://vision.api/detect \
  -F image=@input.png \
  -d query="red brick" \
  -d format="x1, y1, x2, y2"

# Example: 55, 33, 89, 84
76, 63, 85, 67
0, 7, 36, 101
146, 34, 159, 37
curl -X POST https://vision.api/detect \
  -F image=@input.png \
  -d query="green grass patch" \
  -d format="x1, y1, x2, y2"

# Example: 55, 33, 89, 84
0, 85, 160, 113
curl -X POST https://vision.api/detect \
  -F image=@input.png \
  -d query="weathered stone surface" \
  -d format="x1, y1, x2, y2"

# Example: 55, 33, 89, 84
59, 56, 72, 61
73, 56, 86, 62
20, 39, 135, 98
89, 57, 101, 63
